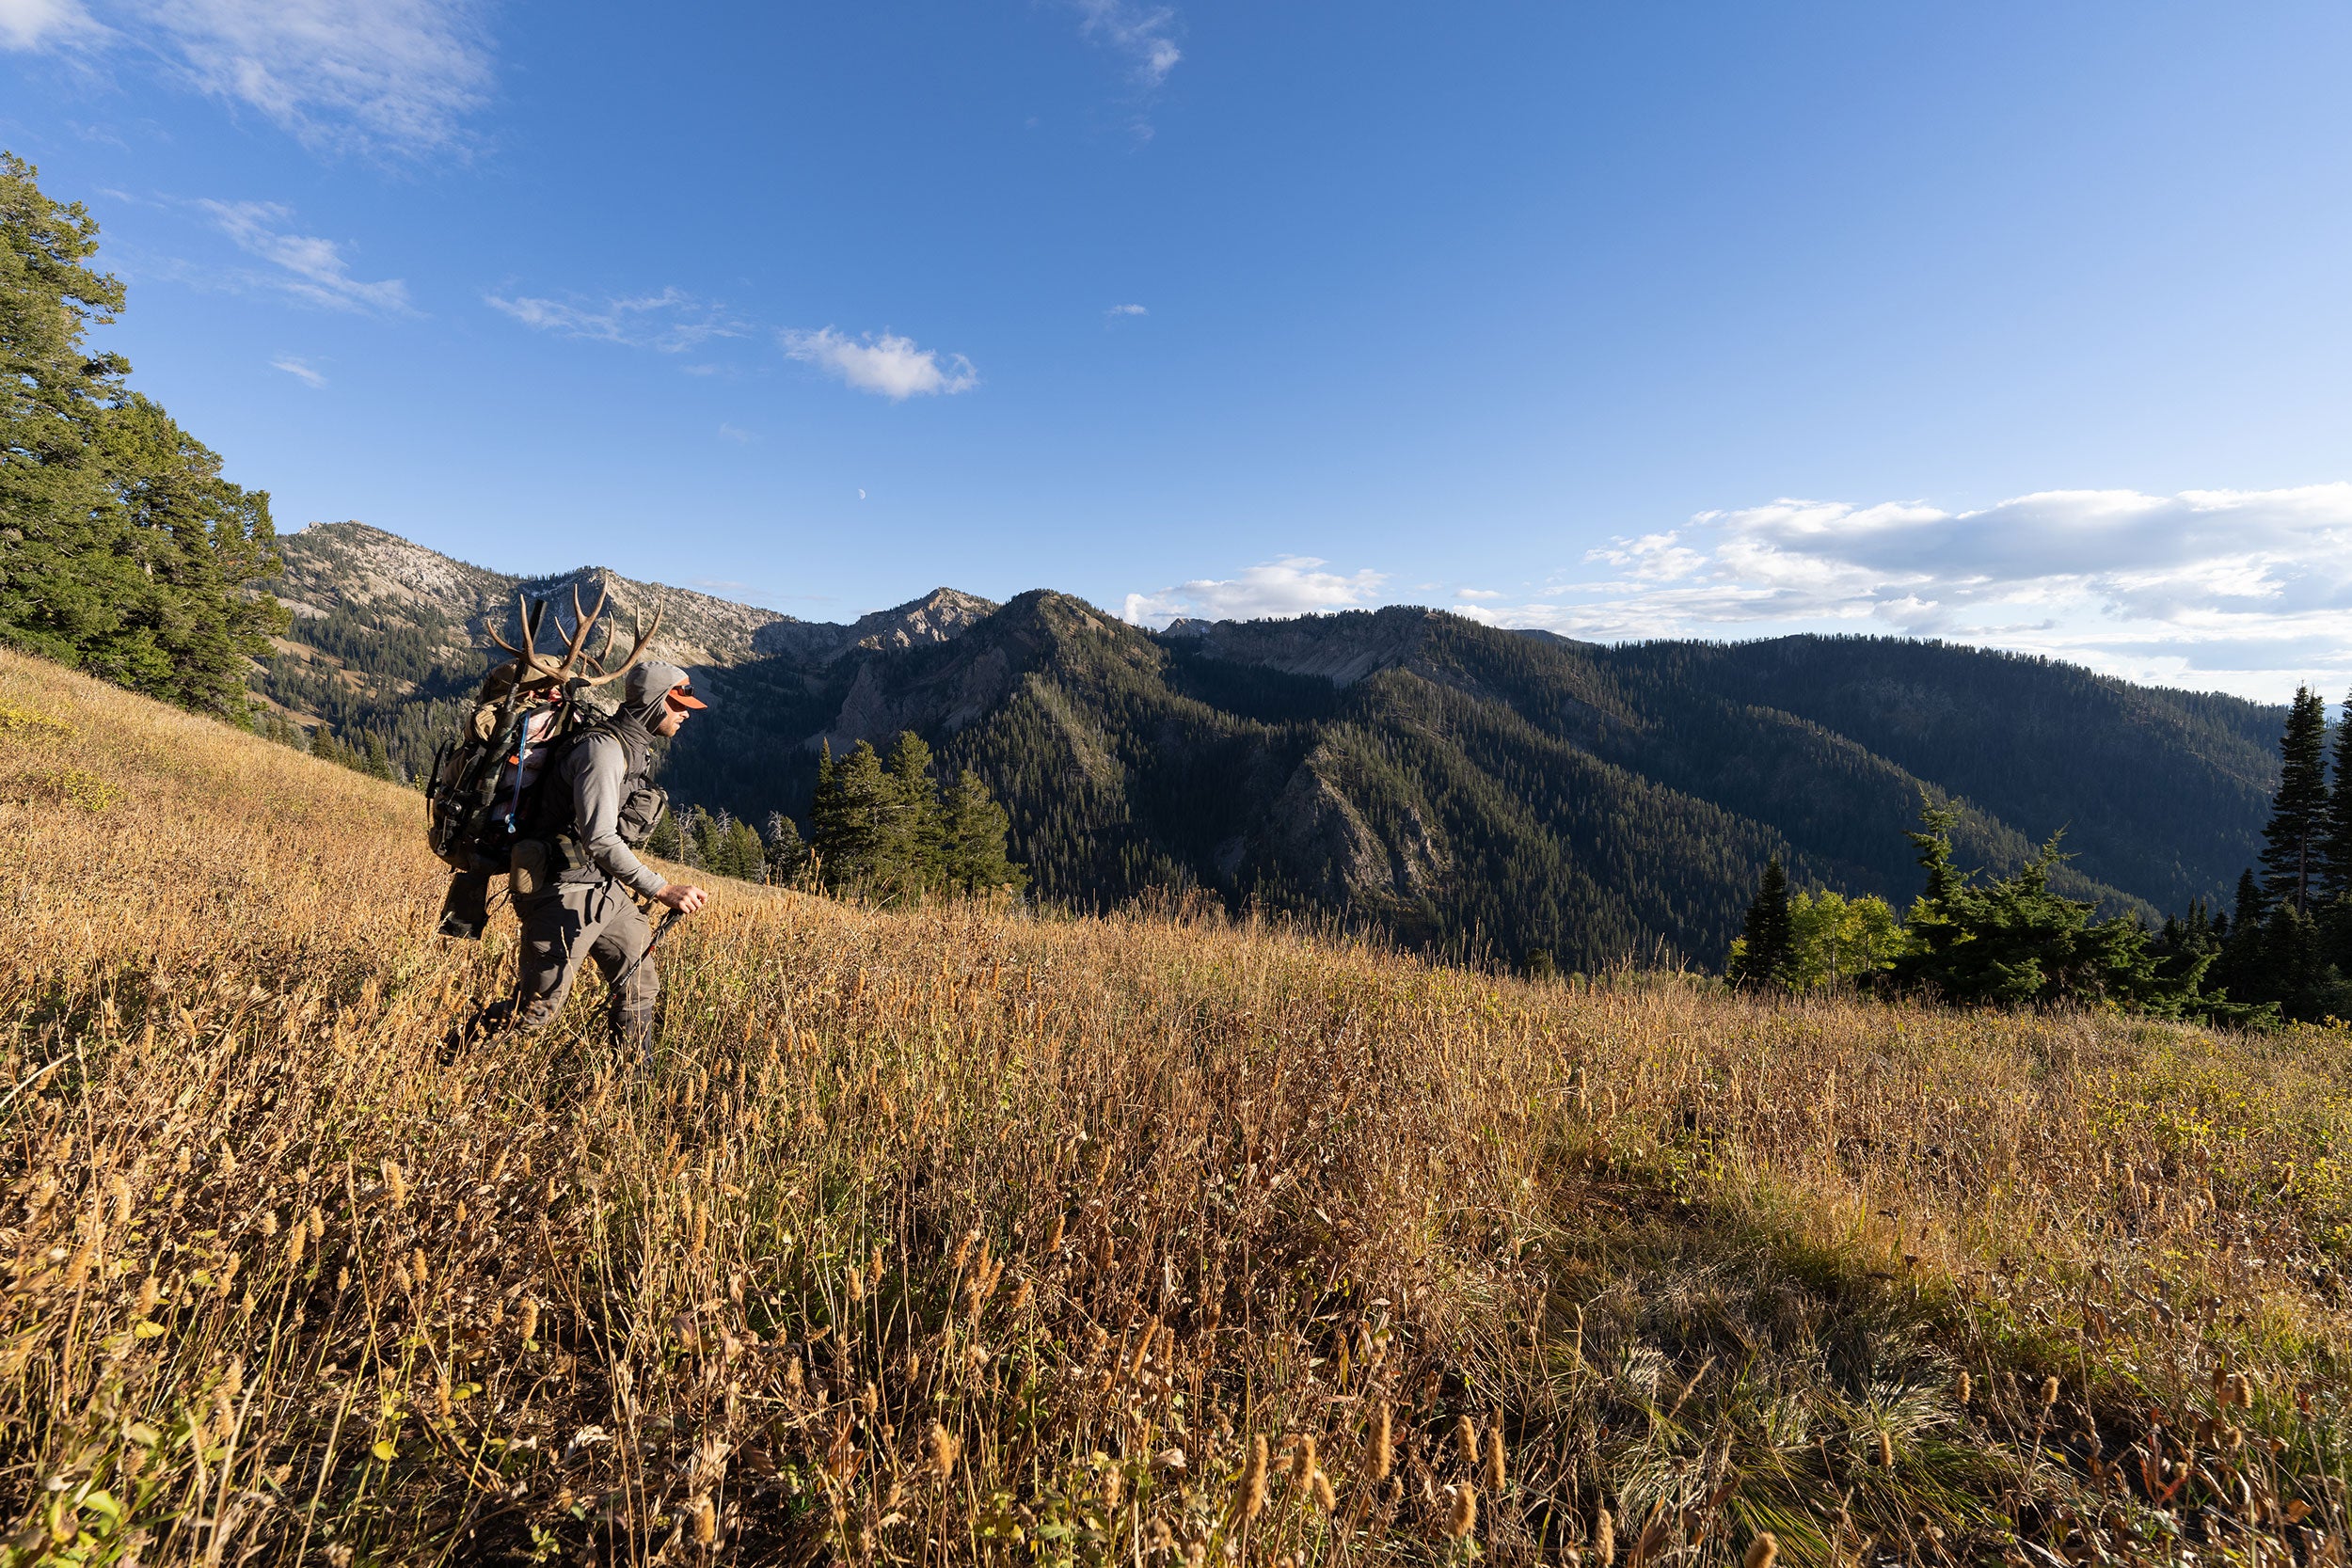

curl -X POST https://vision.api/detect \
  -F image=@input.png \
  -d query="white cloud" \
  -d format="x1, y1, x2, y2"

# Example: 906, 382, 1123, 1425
1106, 302, 1148, 318
780, 327, 977, 401
6, 0, 491, 157
0, 0, 103, 50
198, 199, 410, 312
1454, 588, 1502, 602
1070, 0, 1181, 86
486, 288, 743, 352
1466, 485, 2352, 701
717, 422, 755, 443
1122, 556, 1387, 627
269, 353, 326, 387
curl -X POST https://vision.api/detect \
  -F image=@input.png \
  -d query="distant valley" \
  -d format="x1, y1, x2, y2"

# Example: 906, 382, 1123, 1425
257, 522, 2283, 973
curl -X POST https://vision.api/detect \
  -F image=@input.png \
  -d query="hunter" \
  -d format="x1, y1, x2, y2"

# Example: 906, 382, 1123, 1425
500, 659, 711, 1054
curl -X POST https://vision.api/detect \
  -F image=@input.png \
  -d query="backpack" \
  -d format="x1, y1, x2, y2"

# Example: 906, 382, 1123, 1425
425, 591, 668, 932
424, 681, 609, 875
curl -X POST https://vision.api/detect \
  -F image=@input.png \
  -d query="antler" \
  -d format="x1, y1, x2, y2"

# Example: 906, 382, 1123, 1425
555, 581, 610, 674
578, 604, 664, 686
486, 594, 564, 679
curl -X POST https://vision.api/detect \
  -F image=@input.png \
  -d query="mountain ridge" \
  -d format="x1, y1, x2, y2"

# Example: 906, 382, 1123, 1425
251, 524, 2285, 971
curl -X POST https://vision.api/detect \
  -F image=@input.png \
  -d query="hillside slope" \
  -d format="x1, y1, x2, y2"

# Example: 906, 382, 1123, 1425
247, 526, 2282, 972
7, 644, 2348, 1563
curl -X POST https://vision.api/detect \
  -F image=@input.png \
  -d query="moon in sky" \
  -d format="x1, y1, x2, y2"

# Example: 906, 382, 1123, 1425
858, 488, 866, 499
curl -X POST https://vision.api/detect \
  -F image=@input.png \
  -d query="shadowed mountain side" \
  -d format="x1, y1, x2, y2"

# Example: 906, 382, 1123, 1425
246, 525, 2285, 973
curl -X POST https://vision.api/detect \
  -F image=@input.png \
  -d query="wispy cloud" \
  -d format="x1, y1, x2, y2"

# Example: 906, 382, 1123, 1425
485, 288, 744, 352
716, 422, 755, 443
197, 199, 411, 312
1105, 302, 1148, 318
1069, 0, 1181, 87
1454, 588, 1502, 602
269, 353, 326, 387
0, 0, 103, 51
3, 0, 493, 158
1122, 557, 1387, 627
1458, 485, 2352, 700
780, 327, 977, 401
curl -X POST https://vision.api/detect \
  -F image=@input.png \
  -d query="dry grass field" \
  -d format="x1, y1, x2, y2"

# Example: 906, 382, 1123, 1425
5, 643, 2352, 1566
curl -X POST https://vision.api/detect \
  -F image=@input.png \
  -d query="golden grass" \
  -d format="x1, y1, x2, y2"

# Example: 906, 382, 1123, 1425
4, 643, 2352, 1565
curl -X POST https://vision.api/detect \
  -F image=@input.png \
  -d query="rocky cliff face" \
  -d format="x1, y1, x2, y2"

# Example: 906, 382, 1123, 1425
270, 522, 994, 679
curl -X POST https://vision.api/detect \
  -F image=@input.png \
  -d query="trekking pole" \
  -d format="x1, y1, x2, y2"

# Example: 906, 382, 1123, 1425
614, 906, 684, 991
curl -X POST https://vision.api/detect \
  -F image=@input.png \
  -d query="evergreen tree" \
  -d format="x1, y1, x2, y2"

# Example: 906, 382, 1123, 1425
763, 811, 806, 885
642, 804, 682, 861
691, 807, 721, 871
1727, 857, 1796, 989
940, 768, 1025, 894
2261, 686, 2328, 912
0, 153, 289, 713
1888, 802, 2226, 1016
2324, 686, 2352, 904
882, 731, 946, 895
809, 740, 891, 893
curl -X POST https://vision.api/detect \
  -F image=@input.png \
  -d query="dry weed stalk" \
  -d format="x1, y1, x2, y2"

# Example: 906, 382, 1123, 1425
2, 644, 2350, 1563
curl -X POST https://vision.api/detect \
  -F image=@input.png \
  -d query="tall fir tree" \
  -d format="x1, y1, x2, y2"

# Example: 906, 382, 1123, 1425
763, 811, 806, 885
941, 768, 1025, 894
809, 739, 891, 893
0, 153, 288, 713
2261, 685, 2329, 912
1727, 857, 1796, 989
882, 731, 946, 895
2322, 686, 2352, 903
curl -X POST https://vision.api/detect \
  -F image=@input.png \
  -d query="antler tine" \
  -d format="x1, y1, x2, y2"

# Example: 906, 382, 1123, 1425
490, 593, 564, 676
579, 603, 664, 686
589, 611, 622, 675
554, 580, 608, 677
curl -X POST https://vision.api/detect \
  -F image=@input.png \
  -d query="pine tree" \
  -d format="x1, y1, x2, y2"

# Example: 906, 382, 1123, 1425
1727, 857, 1795, 989
720, 816, 764, 880
941, 768, 1025, 894
762, 811, 806, 886
0, 154, 289, 713
642, 805, 682, 861
2262, 686, 2328, 912
882, 731, 946, 895
2323, 687, 2352, 904
810, 740, 890, 893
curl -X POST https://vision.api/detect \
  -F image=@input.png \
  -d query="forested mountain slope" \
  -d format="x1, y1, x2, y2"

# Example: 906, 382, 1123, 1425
250, 525, 2282, 971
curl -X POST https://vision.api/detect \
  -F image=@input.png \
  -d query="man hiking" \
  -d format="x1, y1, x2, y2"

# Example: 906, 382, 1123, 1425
499, 659, 710, 1056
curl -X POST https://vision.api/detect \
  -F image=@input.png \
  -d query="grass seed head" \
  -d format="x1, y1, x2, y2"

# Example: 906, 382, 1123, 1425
1311, 1469, 1337, 1514
1455, 1415, 1479, 1470
1238, 1433, 1269, 1521
927, 1420, 958, 1478
1448, 1482, 1477, 1539
1594, 1507, 1615, 1566
1485, 1424, 1505, 1493
381, 1159, 407, 1207
1372, 1403, 1394, 1481
1744, 1532, 1779, 1568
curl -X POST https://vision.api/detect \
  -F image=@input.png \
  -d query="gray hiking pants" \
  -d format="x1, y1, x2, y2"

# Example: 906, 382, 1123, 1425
512, 880, 659, 1053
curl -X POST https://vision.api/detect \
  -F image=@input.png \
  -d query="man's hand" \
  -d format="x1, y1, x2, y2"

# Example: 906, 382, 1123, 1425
655, 881, 709, 915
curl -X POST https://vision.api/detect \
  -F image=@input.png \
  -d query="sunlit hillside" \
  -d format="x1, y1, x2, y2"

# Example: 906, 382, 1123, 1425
4, 644, 2349, 1565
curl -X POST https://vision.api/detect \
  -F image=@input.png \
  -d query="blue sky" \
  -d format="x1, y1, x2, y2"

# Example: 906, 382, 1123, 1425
6, 1, 2352, 699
